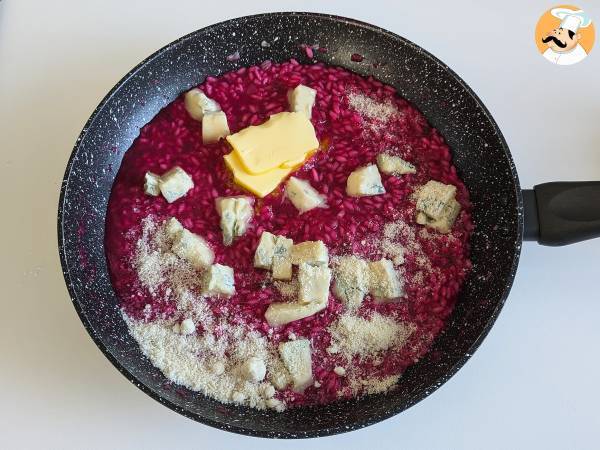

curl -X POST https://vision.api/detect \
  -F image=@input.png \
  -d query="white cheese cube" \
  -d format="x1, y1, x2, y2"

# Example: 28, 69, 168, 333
215, 196, 253, 245
278, 339, 313, 392
171, 229, 214, 269
269, 362, 291, 390
202, 111, 230, 144
184, 88, 221, 121
180, 318, 196, 335
159, 166, 194, 203
416, 180, 457, 221
143, 172, 161, 196
333, 366, 346, 376
239, 356, 266, 382
285, 177, 327, 214
264, 299, 327, 326
368, 258, 404, 301
416, 198, 461, 234
376, 153, 417, 175
254, 231, 277, 269
204, 264, 235, 296
272, 236, 293, 280
298, 263, 331, 305
287, 84, 317, 118
164, 217, 183, 238
332, 255, 370, 309
346, 164, 386, 197
291, 240, 328, 265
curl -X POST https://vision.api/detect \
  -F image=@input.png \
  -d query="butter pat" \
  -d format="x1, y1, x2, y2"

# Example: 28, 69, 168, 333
285, 177, 327, 213
224, 152, 292, 198
202, 111, 230, 144
346, 164, 385, 197
287, 84, 317, 118
226, 112, 318, 175
298, 263, 331, 305
159, 166, 194, 203
278, 340, 313, 392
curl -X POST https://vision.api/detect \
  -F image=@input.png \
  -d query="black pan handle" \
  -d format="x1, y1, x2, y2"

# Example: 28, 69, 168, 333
523, 182, 600, 246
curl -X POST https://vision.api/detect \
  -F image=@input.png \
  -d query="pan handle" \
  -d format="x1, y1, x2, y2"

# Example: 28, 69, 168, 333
523, 182, 600, 246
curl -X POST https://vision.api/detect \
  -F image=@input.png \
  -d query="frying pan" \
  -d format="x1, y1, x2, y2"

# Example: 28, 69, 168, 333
57, 12, 600, 438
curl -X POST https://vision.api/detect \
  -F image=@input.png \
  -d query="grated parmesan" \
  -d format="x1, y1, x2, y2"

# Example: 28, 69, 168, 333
327, 312, 415, 360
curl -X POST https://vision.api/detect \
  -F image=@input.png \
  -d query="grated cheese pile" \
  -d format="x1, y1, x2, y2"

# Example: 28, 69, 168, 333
348, 374, 401, 396
134, 217, 203, 301
126, 216, 283, 410
347, 91, 399, 128
327, 311, 415, 360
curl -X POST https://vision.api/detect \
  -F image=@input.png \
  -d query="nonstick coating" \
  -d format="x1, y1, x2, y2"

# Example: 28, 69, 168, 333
58, 12, 523, 438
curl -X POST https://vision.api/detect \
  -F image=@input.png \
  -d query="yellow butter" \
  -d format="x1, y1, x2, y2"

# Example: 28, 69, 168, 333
224, 152, 292, 198
226, 112, 319, 175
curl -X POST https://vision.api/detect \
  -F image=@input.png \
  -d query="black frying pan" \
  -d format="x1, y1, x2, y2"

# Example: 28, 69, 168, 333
57, 12, 600, 438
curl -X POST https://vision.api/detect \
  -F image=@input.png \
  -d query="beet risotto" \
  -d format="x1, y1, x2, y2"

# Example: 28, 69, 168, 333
105, 59, 473, 411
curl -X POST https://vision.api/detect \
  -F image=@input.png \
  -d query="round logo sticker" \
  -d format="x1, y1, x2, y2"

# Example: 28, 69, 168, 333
535, 5, 595, 65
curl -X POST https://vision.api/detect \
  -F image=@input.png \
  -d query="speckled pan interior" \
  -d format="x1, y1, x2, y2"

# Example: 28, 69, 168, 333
58, 12, 523, 438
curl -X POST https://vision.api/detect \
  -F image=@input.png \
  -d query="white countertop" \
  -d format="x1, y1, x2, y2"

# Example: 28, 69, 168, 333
1, 1, 599, 448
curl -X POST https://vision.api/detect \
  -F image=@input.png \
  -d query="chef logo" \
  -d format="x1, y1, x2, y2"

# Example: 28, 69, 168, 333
535, 5, 595, 65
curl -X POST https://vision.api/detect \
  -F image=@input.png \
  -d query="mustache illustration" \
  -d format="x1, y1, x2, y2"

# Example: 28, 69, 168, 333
542, 35, 567, 48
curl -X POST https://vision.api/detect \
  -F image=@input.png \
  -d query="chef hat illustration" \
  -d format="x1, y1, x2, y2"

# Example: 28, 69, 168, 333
551, 8, 592, 33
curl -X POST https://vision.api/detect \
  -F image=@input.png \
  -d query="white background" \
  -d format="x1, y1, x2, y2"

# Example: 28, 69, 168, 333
1, 0, 599, 448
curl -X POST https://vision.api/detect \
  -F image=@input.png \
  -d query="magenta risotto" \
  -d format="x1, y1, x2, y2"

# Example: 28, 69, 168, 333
105, 59, 473, 411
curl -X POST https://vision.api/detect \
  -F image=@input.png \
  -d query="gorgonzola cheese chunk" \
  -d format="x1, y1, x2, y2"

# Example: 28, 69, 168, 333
202, 111, 230, 144
416, 180, 457, 220
164, 217, 184, 239
291, 240, 328, 265
204, 263, 235, 296
368, 258, 404, 301
158, 166, 194, 203
215, 196, 253, 245
285, 176, 327, 213
144, 172, 161, 196
254, 231, 277, 269
298, 263, 331, 305
264, 299, 327, 326
346, 164, 386, 197
332, 255, 370, 309
184, 88, 221, 121
272, 236, 293, 280
416, 198, 461, 234
376, 153, 417, 175
415, 180, 461, 233
287, 84, 317, 119
171, 229, 214, 269
278, 339, 313, 392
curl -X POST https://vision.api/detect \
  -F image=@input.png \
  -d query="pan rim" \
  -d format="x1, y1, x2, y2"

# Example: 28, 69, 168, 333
57, 11, 523, 438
